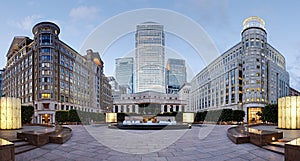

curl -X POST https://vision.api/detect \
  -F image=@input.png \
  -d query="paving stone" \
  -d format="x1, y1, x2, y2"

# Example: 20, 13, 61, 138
10, 125, 288, 161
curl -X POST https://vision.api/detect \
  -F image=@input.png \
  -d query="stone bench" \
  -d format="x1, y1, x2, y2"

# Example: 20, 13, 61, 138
17, 126, 72, 146
49, 127, 72, 144
227, 126, 250, 144
246, 128, 283, 146
285, 138, 300, 161
0, 138, 14, 161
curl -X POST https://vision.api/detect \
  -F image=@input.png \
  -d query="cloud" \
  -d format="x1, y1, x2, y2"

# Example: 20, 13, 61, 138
69, 6, 99, 21
8, 15, 42, 31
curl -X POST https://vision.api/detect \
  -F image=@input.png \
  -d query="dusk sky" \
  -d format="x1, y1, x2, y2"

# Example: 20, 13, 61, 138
1, 0, 300, 90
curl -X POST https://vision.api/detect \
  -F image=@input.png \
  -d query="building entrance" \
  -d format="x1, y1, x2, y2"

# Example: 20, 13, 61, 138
42, 114, 50, 124
248, 107, 262, 123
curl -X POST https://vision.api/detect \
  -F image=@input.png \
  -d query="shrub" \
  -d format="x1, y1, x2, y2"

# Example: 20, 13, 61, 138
232, 110, 245, 122
55, 111, 69, 123
262, 104, 278, 123
21, 106, 34, 124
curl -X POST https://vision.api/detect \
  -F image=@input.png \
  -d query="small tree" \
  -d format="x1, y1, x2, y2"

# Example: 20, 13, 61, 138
55, 111, 69, 123
21, 106, 34, 124
232, 110, 245, 122
262, 104, 278, 123
69, 110, 80, 122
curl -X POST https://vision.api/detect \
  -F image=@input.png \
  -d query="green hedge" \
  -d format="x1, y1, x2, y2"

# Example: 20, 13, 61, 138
194, 109, 245, 123
55, 110, 106, 124
21, 106, 34, 124
232, 110, 245, 122
262, 104, 278, 123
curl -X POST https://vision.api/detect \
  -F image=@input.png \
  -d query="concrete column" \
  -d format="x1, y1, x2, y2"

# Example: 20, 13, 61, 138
161, 104, 164, 113
129, 105, 133, 113
179, 105, 182, 112
135, 105, 139, 113
173, 105, 176, 112
123, 105, 127, 113
167, 105, 171, 112
118, 105, 121, 113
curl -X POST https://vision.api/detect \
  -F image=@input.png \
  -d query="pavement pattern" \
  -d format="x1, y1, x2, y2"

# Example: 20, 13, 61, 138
15, 125, 284, 161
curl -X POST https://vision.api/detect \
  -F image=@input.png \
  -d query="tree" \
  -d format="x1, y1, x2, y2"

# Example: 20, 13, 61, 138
21, 106, 34, 124
262, 104, 278, 123
55, 111, 69, 123
232, 110, 245, 122
69, 110, 80, 122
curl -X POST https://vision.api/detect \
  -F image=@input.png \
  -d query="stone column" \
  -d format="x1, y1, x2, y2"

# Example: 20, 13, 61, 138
123, 105, 127, 113
118, 105, 121, 113
129, 105, 133, 113
173, 105, 177, 112
135, 105, 139, 113
179, 105, 182, 112
167, 105, 171, 112
161, 104, 164, 113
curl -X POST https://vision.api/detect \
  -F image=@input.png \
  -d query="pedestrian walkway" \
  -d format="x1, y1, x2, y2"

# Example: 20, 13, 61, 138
15, 125, 284, 161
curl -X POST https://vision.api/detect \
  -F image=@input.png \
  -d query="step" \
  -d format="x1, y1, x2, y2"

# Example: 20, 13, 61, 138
278, 138, 292, 142
13, 141, 30, 147
15, 145, 37, 155
262, 145, 285, 155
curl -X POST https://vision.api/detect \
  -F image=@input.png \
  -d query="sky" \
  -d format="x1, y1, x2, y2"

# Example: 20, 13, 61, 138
0, 0, 300, 90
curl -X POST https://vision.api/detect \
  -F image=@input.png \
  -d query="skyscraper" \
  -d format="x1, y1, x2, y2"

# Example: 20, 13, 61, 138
115, 57, 133, 93
166, 58, 187, 94
135, 22, 165, 93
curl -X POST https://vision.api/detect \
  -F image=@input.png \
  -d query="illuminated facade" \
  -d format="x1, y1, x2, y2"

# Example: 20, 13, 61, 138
135, 22, 165, 93
278, 96, 300, 129
0, 97, 21, 130
2, 22, 112, 124
190, 16, 290, 123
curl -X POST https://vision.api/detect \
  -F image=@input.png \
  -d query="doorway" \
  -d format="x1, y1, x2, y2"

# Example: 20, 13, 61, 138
42, 114, 51, 124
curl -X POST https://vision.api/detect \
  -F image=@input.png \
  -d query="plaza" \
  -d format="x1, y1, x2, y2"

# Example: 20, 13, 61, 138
13, 125, 286, 161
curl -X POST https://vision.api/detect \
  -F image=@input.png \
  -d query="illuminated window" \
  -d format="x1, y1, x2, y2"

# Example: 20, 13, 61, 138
246, 88, 249, 92
256, 88, 260, 91
262, 88, 265, 92
41, 93, 51, 99
251, 98, 254, 102
251, 88, 255, 92
256, 80, 260, 84
256, 98, 260, 101
246, 98, 249, 102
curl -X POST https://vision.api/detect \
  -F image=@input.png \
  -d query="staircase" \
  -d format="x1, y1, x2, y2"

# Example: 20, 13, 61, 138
12, 139, 37, 155
262, 139, 291, 155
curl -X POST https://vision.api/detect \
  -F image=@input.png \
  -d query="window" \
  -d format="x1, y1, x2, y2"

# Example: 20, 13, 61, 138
41, 48, 51, 53
40, 62, 51, 68
40, 34, 52, 44
40, 55, 52, 61
41, 93, 51, 99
